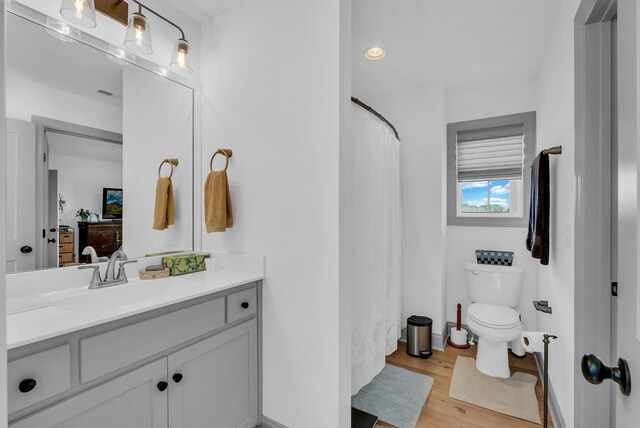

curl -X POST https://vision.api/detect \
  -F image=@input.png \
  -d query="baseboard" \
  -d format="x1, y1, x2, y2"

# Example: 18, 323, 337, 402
533, 352, 566, 428
258, 415, 288, 428
399, 324, 447, 351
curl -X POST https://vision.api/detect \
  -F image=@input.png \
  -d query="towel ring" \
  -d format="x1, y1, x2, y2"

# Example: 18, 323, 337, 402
158, 158, 179, 179
210, 149, 233, 172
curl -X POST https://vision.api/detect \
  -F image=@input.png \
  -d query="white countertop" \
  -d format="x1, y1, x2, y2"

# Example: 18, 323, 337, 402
7, 254, 264, 350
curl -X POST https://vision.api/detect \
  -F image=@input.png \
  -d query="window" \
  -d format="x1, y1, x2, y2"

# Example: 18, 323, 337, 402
447, 112, 536, 227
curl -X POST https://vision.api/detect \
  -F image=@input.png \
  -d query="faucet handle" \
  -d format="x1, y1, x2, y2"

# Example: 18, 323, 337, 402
116, 259, 138, 282
78, 265, 102, 289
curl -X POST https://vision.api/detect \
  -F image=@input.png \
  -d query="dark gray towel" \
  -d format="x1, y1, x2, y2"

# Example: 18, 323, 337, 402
526, 152, 550, 265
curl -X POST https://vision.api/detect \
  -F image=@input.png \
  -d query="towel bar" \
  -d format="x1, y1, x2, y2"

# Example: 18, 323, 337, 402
158, 158, 179, 178
542, 146, 562, 155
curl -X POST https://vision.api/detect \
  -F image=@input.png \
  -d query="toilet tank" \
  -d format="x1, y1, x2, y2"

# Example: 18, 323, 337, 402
464, 263, 524, 307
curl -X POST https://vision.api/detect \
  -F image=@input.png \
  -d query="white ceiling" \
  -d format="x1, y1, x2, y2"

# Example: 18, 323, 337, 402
179, 0, 249, 22
6, 13, 124, 107
352, 0, 561, 99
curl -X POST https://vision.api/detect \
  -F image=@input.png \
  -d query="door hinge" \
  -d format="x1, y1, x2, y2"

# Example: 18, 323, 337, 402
43, 152, 47, 162
42, 229, 46, 239
612, 282, 618, 297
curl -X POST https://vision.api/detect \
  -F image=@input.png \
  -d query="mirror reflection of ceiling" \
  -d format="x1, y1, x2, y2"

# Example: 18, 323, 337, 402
46, 132, 122, 163
7, 13, 123, 107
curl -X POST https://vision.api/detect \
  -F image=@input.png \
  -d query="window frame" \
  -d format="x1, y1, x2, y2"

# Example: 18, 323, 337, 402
446, 111, 536, 227
456, 179, 523, 218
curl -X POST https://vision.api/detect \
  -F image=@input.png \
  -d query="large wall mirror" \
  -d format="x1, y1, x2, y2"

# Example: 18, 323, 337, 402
5, 6, 195, 273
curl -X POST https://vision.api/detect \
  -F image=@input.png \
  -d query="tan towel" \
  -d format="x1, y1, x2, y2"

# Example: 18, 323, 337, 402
153, 177, 175, 230
205, 171, 233, 232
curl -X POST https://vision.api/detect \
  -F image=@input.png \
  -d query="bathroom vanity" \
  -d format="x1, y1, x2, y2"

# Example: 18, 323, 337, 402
6, 262, 262, 428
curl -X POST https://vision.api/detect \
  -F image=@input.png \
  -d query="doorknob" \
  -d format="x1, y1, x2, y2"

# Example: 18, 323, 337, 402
581, 353, 631, 396
20, 246, 33, 254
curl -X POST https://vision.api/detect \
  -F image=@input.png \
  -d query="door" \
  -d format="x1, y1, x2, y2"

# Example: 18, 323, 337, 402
10, 359, 168, 428
47, 170, 59, 268
612, 1, 640, 424
5, 118, 36, 273
168, 320, 258, 428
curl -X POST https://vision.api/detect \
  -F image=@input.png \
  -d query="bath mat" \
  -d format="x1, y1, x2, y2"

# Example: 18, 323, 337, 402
351, 407, 378, 428
449, 356, 542, 425
352, 364, 433, 428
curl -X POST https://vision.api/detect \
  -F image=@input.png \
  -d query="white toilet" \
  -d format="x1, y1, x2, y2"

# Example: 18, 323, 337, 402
464, 263, 524, 378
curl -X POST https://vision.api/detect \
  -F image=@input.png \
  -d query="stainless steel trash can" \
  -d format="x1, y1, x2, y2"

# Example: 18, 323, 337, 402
406, 315, 432, 358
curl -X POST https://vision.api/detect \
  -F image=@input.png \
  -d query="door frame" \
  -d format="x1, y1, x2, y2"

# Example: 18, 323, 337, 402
574, 0, 617, 426
31, 116, 122, 269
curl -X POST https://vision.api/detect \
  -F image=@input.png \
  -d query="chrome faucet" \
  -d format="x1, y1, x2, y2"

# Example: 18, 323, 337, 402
78, 250, 137, 289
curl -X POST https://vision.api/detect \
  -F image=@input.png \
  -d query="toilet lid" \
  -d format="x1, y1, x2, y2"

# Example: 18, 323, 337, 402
468, 303, 520, 329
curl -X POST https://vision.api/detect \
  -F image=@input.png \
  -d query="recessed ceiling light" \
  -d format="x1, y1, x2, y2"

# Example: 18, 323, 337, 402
364, 47, 386, 60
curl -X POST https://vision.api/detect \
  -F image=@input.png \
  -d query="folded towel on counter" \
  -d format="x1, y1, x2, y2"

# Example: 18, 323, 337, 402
205, 170, 233, 232
526, 152, 549, 265
153, 177, 175, 230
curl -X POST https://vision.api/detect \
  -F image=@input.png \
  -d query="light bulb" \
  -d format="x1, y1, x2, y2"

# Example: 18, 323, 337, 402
170, 39, 193, 74
60, 0, 96, 28
74, 0, 85, 19
124, 12, 152, 55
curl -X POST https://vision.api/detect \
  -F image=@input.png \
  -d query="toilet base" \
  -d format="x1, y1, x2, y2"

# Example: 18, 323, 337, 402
476, 338, 511, 378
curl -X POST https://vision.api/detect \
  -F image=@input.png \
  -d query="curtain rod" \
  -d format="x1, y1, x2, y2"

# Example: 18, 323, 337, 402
351, 97, 400, 141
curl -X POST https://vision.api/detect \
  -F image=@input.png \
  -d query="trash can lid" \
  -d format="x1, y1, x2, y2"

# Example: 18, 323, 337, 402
408, 315, 432, 327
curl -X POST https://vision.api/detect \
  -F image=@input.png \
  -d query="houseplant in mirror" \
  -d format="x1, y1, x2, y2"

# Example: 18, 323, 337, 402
76, 208, 91, 223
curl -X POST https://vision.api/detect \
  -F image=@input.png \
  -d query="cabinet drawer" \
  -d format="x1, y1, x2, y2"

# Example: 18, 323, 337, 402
8, 345, 71, 414
59, 253, 73, 263
226, 288, 257, 324
80, 298, 225, 383
59, 243, 73, 253
59, 233, 73, 244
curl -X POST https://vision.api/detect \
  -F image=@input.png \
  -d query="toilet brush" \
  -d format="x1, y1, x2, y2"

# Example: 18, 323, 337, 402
447, 303, 470, 349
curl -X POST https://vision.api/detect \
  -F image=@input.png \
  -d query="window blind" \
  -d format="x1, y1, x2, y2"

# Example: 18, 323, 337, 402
456, 134, 525, 182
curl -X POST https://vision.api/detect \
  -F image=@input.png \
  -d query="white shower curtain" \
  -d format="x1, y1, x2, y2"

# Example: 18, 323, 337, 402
350, 104, 401, 395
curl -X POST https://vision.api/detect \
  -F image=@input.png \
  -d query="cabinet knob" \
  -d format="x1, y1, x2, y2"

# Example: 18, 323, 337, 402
241, 302, 249, 309
156, 381, 168, 392
172, 373, 183, 383
19, 378, 36, 393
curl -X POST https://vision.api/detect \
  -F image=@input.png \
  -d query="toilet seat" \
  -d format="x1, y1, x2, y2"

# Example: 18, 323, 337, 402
468, 303, 520, 329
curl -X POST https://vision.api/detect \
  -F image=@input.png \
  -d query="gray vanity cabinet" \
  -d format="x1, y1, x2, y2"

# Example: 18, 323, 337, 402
8, 283, 261, 428
11, 358, 168, 428
168, 319, 258, 428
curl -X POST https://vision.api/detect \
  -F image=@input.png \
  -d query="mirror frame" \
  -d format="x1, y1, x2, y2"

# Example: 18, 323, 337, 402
5, 1, 203, 273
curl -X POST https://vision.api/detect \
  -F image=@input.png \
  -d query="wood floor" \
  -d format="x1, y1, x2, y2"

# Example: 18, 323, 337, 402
375, 342, 550, 428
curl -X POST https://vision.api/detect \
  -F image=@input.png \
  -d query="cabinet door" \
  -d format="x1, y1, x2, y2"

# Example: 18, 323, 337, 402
168, 319, 258, 428
11, 359, 168, 428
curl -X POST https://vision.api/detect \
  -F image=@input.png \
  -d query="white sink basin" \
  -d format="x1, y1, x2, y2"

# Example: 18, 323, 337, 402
44, 278, 198, 313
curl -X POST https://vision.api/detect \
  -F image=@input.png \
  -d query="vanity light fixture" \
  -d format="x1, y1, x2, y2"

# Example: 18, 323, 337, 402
59, 0, 194, 75
364, 46, 386, 60
60, 0, 97, 29
124, 6, 152, 54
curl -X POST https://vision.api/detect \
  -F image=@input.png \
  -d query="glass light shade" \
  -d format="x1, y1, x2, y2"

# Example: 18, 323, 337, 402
124, 12, 152, 55
46, 16, 81, 42
60, 0, 96, 29
170, 39, 193, 74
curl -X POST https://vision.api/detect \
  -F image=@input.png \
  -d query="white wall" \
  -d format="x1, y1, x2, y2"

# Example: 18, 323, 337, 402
534, 0, 581, 426
18, 0, 201, 81
49, 148, 123, 259
200, 0, 344, 426
122, 66, 193, 258
365, 84, 448, 340
6, 76, 122, 133
444, 83, 539, 332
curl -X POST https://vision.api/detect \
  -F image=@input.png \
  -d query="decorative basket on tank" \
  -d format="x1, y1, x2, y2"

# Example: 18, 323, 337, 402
475, 249, 514, 266
162, 253, 210, 276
